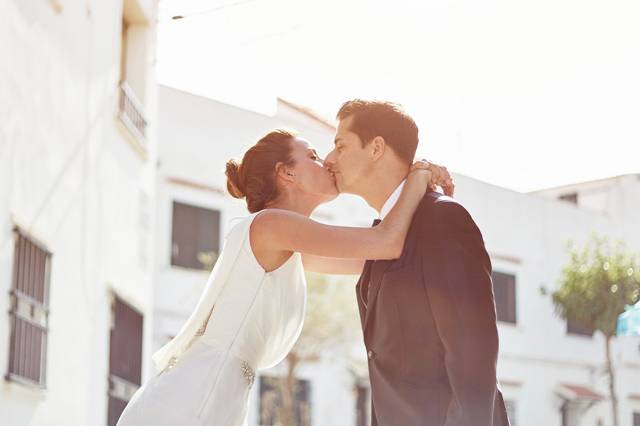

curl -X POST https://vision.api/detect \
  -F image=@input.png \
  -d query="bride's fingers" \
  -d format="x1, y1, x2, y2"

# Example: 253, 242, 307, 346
411, 160, 455, 195
426, 166, 455, 196
431, 167, 447, 186
437, 166, 449, 182
429, 165, 454, 192
434, 168, 445, 183
437, 177, 453, 195
443, 179, 455, 196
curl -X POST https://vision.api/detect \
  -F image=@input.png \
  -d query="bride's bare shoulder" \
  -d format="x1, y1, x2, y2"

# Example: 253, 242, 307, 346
252, 208, 305, 229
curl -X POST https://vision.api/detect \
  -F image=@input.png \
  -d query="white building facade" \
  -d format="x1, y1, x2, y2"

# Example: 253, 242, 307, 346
457, 173, 640, 426
0, 1, 159, 425
155, 86, 640, 426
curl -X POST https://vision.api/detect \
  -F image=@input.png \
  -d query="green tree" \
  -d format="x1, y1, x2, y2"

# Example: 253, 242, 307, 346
552, 234, 640, 426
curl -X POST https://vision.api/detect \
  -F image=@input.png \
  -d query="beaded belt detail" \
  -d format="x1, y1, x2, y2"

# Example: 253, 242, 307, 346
159, 355, 178, 375
241, 361, 255, 387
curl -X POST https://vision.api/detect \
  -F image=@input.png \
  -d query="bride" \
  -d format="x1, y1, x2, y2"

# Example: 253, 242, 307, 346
116, 129, 452, 426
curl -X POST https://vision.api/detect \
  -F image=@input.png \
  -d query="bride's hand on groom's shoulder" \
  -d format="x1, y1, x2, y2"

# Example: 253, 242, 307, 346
410, 159, 455, 197
407, 160, 433, 194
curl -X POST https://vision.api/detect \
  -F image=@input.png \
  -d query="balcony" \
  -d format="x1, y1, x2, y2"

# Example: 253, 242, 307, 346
118, 81, 147, 147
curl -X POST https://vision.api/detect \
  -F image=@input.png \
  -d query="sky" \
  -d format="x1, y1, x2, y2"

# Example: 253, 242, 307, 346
157, 0, 640, 192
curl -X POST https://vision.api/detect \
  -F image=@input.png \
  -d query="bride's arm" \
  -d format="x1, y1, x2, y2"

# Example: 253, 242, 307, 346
301, 255, 365, 275
254, 165, 432, 262
299, 161, 455, 275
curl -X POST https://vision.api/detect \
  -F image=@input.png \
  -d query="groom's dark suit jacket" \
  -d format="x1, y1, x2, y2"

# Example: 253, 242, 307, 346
356, 192, 509, 426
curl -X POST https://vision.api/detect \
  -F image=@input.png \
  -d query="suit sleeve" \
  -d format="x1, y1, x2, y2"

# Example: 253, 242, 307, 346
419, 200, 500, 426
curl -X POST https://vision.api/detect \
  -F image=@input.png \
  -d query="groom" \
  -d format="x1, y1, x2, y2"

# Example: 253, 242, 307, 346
324, 100, 509, 426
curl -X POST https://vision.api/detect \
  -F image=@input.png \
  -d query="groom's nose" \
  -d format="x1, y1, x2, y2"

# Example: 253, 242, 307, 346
323, 151, 336, 170
323, 160, 335, 173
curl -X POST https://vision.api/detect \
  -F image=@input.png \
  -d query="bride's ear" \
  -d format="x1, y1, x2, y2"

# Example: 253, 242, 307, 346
275, 162, 296, 183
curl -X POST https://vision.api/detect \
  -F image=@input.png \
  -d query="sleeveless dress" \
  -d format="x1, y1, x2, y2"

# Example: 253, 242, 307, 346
117, 213, 307, 426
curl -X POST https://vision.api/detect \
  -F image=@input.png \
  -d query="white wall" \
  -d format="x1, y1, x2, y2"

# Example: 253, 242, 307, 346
0, 1, 158, 425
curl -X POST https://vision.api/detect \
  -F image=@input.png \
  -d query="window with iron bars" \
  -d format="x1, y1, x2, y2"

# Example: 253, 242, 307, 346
6, 227, 51, 388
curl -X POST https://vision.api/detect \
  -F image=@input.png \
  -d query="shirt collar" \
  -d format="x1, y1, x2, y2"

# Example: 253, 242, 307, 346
379, 180, 406, 220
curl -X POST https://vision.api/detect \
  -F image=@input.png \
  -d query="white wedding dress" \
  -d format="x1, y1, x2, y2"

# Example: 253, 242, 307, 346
117, 213, 307, 426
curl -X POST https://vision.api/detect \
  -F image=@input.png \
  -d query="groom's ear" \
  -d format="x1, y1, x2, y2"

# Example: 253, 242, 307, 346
370, 136, 386, 162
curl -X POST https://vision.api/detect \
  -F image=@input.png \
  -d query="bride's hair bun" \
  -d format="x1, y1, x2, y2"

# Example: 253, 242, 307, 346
225, 129, 297, 213
225, 160, 245, 199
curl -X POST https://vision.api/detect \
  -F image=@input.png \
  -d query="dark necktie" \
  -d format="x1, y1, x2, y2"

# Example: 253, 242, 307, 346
361, 218, 382, 307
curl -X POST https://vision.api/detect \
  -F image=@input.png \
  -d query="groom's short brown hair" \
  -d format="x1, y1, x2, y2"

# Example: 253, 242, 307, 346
336, 99, 419, 165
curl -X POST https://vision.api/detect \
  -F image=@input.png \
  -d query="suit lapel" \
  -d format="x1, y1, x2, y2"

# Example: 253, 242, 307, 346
363, 258, 394, 334
355, 259, 374, 329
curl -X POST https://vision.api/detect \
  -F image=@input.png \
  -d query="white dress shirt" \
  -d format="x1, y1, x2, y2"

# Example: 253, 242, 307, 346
379, 179, 406, 220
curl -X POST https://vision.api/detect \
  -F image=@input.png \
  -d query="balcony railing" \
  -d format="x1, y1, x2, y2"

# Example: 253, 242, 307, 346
118, 81, 147, 145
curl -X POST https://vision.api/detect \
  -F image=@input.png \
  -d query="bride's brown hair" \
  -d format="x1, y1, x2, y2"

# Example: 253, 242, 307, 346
225, 129, 297, 213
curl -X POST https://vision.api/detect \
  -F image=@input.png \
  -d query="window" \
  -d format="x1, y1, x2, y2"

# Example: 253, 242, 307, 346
567, 318, 594, 337
355, 384, 369, 426
558, 192, 578, 204
108, 296, 143, 426
505, 400, 517, 426
492, 271, 517, 324
171, 202, 221, 270
6, 227, 51, 387
259, 376, 311, 426
561, 401, 569, 426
